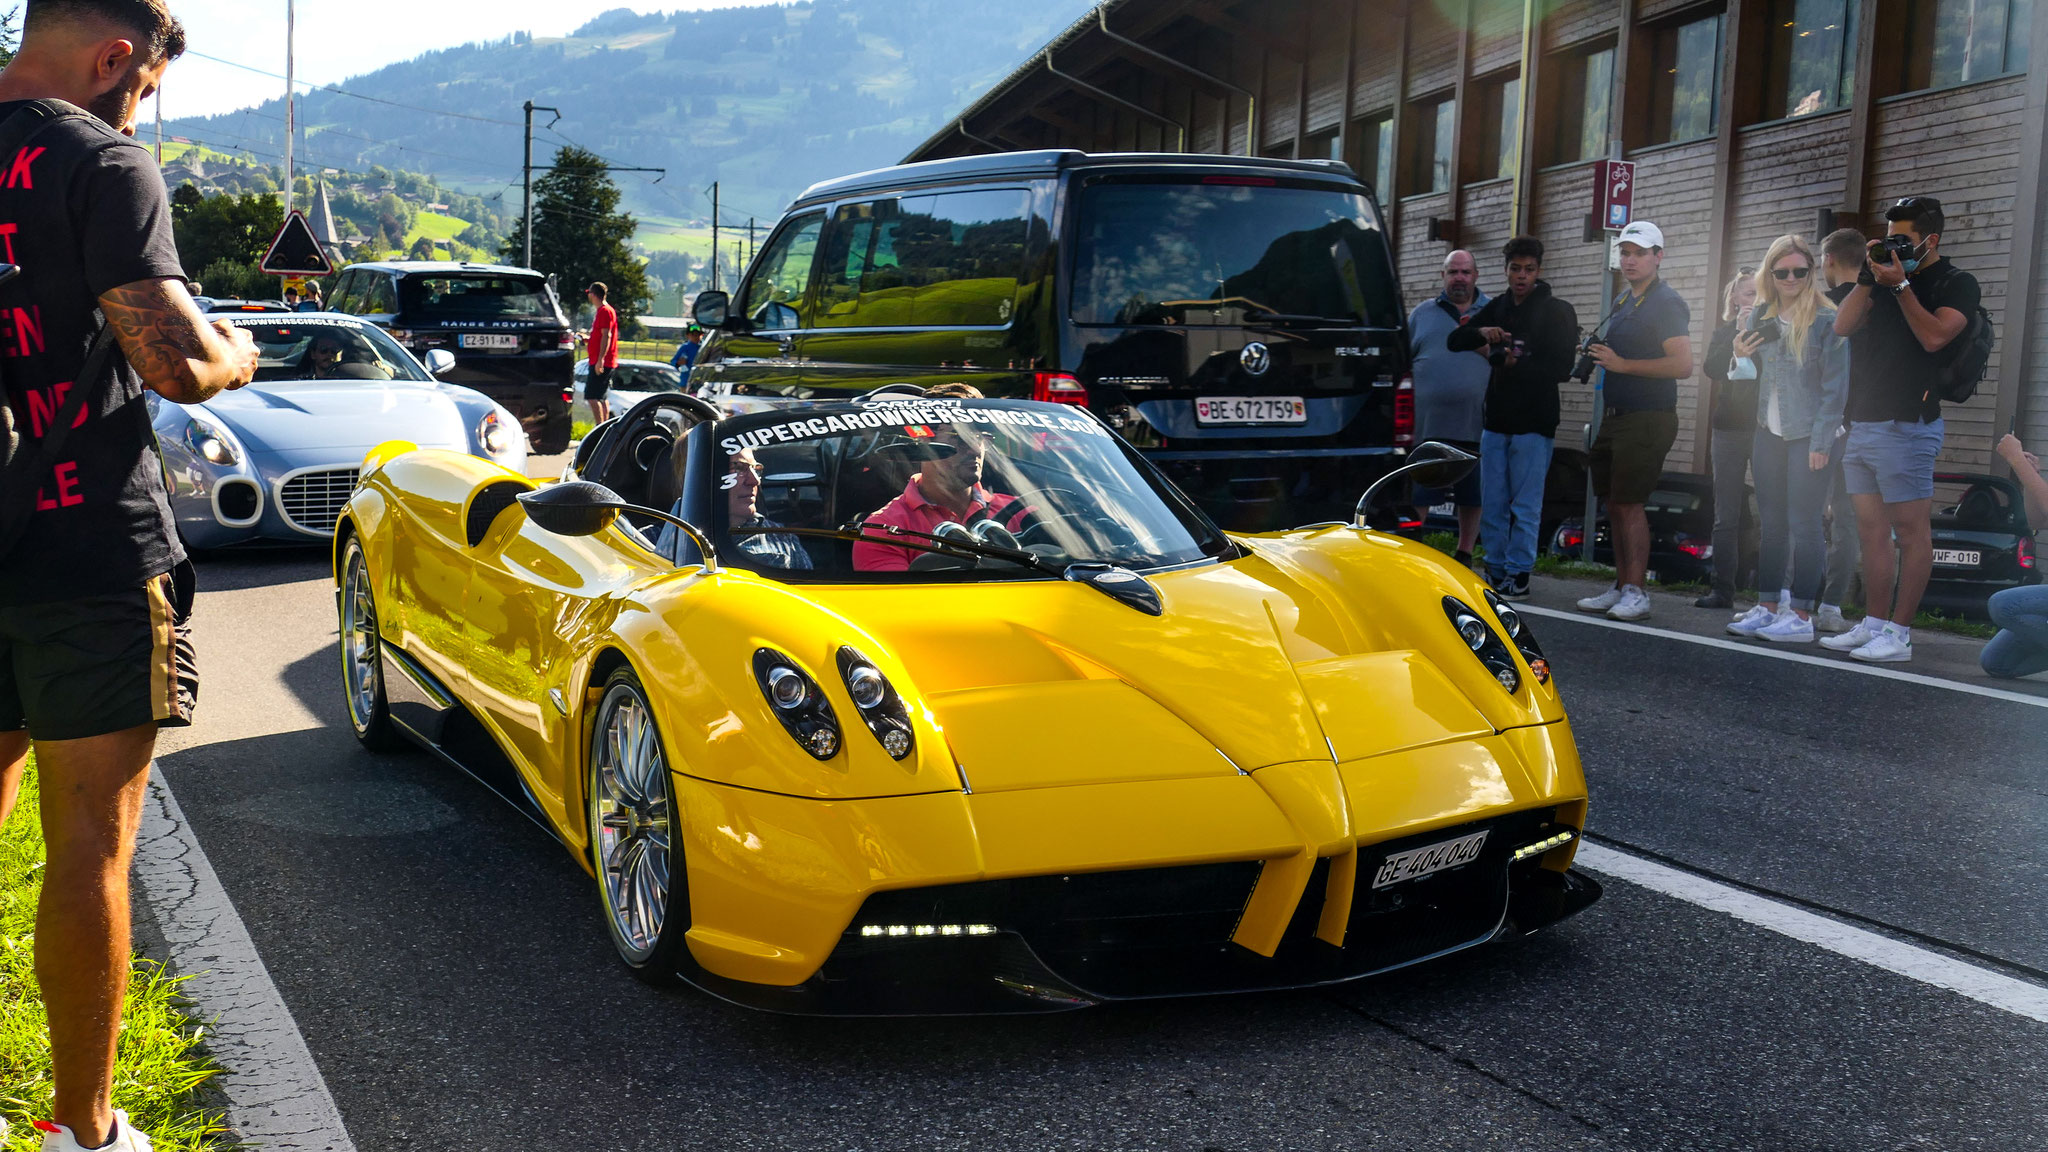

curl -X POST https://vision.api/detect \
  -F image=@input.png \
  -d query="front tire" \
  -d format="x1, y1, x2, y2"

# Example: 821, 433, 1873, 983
338, 537, 403, 753
588, 666, 689, 984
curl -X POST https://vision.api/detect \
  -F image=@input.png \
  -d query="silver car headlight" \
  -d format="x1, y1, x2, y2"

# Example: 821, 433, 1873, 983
185, 416, 238, 466
479, 410, 518, 458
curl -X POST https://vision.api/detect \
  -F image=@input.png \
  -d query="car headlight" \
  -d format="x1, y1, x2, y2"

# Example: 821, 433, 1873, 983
479, 411, 518, 458
185, 417, 238, 466
1442, 596, 1520, 694
836, 646, 914, 760
753, 649, 840, 759
1482, 589, 1549, 686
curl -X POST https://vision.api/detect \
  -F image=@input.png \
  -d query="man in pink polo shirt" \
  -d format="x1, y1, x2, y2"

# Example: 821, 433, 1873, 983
852, 423, 1032, 571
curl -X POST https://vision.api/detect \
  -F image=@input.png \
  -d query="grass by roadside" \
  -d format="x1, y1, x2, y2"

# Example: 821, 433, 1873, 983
1, 761, 231, 1151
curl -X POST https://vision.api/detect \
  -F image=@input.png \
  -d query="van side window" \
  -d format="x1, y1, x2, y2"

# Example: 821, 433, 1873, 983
362, 274, 398, 316
815, 188, 1029, 329
326, 270, 361, 313
739, 213, 824, 331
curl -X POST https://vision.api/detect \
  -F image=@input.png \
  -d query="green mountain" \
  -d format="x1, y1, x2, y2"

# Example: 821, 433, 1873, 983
162, 1, 1086, 277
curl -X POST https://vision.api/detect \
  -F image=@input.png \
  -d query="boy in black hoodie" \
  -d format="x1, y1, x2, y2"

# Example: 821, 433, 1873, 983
1446, 236, 1580, 598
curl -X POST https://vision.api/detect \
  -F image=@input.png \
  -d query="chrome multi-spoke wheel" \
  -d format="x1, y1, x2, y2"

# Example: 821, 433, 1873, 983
338, 539, 401, 751
589, 669, 684, 976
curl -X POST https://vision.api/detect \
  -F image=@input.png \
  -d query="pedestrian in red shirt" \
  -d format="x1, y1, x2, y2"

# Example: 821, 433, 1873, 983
584, 281, 620, 425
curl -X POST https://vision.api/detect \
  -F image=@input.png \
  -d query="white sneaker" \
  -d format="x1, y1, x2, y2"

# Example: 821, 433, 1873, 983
1814, 604, 1850, 633
1850, 631, 1912, 663
1577, 586, 1623, 613
37, 1113, 154, 1151
1756, 612, 1816, 643
1726, 604, 1776, 636
1820, 620, 1880, 651
1606, 585, 1652, 621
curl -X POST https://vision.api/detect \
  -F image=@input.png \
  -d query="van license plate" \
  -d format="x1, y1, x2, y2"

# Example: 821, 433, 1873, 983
1194, 396, 1307, 426
460, 334, 520, 350
1932, 548, 1981, 567
1371, 829, 1489, 889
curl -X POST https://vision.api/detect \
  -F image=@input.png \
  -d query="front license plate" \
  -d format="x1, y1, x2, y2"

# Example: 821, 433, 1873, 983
1932, 548, 1981, 567
460, 333, 520, 350
1193, 396, 1307, 426
1371, 830, 1489, 889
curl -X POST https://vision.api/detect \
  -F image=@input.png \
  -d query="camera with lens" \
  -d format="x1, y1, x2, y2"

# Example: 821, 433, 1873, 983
1571, 333, 1601, 383
1868, 234, 1918, 264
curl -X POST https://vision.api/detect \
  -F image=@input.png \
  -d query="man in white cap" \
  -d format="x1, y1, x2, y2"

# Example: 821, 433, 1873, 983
1576, 220, 1693, 621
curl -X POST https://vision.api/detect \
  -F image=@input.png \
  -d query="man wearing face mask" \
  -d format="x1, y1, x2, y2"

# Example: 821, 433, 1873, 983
0, 3, 261, 1150
1825, 197, 1979, 663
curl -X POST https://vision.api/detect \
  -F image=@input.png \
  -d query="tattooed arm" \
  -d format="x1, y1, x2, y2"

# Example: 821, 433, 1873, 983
99, 278, 260, 404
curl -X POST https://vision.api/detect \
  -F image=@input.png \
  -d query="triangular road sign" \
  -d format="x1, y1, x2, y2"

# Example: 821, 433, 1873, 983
260, 209, 333, 276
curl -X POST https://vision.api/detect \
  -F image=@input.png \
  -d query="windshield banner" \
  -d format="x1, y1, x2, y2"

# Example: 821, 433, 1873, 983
718, 403, 1110, 455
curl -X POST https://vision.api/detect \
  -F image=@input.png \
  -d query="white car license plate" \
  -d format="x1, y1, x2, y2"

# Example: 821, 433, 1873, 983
1371, 829, 1489, 889
1429, 501, 1456, 517
460, 333, 519, 350
1193, 396, 1307, 426
1932, 548, 1981, 567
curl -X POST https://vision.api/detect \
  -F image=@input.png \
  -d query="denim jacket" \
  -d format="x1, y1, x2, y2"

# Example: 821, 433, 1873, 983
1750, 311, 1849, 455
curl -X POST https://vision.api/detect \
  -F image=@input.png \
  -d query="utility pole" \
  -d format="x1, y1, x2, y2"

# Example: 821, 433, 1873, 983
747, 216, 755, 267
523, 100, 560, 269
153, 88, 162, 164
708, 181, 720, 293
283, 0, 295, 216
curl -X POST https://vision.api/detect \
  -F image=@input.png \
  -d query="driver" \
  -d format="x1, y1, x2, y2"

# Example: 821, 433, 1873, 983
852, 422, 1032, 571
722, 448, 812, 571
305, 333, 347, 378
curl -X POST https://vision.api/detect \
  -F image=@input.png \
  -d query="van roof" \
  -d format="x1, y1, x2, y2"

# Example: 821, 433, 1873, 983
793, 150, 1364, 209
343, 260, 543, 278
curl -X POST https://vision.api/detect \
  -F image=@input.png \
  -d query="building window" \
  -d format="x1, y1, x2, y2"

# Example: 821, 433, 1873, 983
1305, 127, 1341, 161
1648, 13, 1723, 141
1896, 0, 2032, 90
1406, 95, 1456, 193
1547, 44, 1615, 164
1475, 74, 1521, 180
1348, 112, 1395, 196
1764, 0, 1856, 118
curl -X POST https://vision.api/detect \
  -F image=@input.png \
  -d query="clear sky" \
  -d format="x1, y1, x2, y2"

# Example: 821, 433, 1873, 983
148, 1, 763, 121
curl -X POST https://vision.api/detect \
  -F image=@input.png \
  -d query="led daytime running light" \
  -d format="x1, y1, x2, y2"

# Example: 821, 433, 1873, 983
1512, 830, 1576, 862
859, 923, 998, 938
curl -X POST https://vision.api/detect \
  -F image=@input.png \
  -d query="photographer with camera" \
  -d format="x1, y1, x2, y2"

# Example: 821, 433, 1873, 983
1696, 267, 1758, 610
1444, 236, 1578, 599
1575, 221, 1694, 622
1722, 236, 1848, 644
1823, 197, 1979, 663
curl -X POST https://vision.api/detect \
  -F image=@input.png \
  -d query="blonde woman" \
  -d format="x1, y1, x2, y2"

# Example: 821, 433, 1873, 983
1727, 235, 1849, 643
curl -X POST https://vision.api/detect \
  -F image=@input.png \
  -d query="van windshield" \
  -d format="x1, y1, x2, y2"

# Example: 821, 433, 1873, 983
399, 275, 560, 323
1070, 180, 1400, 329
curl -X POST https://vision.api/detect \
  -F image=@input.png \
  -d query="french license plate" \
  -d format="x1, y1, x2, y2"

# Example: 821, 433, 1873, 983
1193, 396, 1307, 426
460, 333, 519, 350
1932, 548, 1981, 567
1371, 830, 1489, 889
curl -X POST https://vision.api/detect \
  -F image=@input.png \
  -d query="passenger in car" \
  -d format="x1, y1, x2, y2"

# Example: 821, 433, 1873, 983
851, 422, 1031, 571
720, 447, 812, 571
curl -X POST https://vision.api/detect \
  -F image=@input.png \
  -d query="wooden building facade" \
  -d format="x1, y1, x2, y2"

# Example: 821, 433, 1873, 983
906, 0, 2048, 478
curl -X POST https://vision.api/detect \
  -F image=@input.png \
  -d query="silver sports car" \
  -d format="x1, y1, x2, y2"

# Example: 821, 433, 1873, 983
152, 313, 527, 549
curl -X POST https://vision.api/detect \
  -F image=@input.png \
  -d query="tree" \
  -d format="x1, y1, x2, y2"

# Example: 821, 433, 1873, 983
170, 182, 204, 222
501, 145, 651, 322
0, 7, 18, 68
174, 191, 284, 277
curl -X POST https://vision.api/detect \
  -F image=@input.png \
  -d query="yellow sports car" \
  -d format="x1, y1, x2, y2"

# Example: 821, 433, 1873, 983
334, 392, 1597, 1013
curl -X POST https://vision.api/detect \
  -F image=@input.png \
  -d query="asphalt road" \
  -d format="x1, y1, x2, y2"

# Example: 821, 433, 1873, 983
152, 549, 2048, 1152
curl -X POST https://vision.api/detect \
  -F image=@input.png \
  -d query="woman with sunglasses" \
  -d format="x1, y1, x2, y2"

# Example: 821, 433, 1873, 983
1727, 235, 1850, 643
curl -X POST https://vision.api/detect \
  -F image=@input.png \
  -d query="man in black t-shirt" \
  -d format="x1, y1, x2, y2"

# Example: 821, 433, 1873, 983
0, 4, 257, 1150
1823, 197, 1978, 665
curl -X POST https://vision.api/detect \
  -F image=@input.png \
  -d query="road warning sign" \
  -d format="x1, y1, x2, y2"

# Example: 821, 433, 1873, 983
259, 210, 332, 276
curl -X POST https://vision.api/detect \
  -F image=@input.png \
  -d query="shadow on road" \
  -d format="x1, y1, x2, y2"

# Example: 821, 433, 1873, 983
189, 546, 333, 593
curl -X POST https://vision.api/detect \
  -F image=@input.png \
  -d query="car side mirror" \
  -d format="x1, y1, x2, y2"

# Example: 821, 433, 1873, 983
517, 479, 720, 574
693, 290, 730, 329
424, 348, 456, 376
1353, 441, 1480, 526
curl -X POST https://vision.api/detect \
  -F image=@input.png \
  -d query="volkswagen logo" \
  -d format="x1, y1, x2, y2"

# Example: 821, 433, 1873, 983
1240, 342, 1272, 376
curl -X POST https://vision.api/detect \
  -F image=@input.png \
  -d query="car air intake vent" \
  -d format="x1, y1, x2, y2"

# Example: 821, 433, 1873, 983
278, 468, 359, 535
214, 478, 259, 522
465, 480, 531, 547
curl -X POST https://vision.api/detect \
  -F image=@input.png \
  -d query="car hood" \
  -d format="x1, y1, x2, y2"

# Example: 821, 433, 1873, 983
201, 380, 469, 456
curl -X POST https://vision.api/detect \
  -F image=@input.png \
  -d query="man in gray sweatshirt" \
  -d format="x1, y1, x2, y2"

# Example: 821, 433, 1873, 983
1407, 249, 1492, 563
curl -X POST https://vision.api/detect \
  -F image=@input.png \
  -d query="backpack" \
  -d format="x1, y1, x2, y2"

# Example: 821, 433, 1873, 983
1937, 304, 1996, 405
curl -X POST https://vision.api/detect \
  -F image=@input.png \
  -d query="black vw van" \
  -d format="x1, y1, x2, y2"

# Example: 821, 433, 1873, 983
690, 150, 1412, 529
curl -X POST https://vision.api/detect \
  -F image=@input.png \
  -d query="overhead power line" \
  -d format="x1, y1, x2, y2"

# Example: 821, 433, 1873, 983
183, 50, 527, 127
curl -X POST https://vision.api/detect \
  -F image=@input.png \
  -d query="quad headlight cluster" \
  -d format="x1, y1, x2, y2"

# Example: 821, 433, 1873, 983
1482, 589, 1550, 686
751, 646, 915, 762
1443, 596, 1523, 694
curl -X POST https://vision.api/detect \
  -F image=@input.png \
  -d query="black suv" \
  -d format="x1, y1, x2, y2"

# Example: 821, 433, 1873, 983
690, 150, 1411, 530
327, 261, 577, 454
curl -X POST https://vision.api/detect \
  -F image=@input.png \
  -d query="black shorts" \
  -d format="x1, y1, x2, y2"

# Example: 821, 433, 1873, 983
0, 562, 198, 741
586, 368, 614, 401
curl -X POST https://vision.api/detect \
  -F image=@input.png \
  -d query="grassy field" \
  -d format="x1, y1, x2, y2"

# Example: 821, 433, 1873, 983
0, 763, 230, 1150
630, 217, 718, 260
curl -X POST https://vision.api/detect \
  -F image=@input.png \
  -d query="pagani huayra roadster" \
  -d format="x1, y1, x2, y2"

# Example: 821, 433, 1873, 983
335, 392, 1598, 1013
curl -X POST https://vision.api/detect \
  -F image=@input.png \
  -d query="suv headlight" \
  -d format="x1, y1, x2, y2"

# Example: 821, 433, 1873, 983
185, 416, 238, 466
479, 410, 517, 458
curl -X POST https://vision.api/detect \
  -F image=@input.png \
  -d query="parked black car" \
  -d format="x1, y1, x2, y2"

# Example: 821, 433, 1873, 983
1923, 471, 2038, 618
326, 261, 577, 454
690, 150, 1413, 530
1549, 472, 1729, 586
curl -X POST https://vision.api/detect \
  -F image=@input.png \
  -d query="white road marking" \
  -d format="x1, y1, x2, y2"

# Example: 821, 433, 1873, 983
1520, 604, 2048, 709
133, 773, 359, 1152
1575, 843, 2048, 1025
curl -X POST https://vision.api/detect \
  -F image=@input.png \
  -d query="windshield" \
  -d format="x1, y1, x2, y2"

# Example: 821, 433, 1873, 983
696, 399, 1227, 581
1070, 179, 1401, 328
399, 275, 559, 322
234, 319, 432, 383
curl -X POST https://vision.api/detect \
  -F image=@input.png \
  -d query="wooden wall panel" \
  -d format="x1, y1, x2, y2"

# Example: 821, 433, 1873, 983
1460, 179, 1518, 268
1264, 56, 1305, 148
1397, 191, 1457, 305
1727, 113, 1851, 272
1535, 166, 1604, 438
1307, 35, 1349, 131
1406, 4, 1462, 96
1867, 76, 2027, 469
1354, 9, 1401, 114
1628, 138, 1719, 471
1638, 0, 1703, 20
1542, 0, 1620, 51
1471, 0, 1526, 76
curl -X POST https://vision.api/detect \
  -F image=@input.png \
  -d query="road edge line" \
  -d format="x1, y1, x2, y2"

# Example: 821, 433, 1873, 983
1574, 842, 2048, 1025
1519, 604, 2048, 709
133, 771, 359, 1152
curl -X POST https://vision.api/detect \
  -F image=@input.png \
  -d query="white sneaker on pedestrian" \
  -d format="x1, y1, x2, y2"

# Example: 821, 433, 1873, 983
1820, 619, 1880, 651
1726, 604, 1776, 636
1756, 612, 1816, 643
1814, 604, 1850, 633
1606, 585, 1652, 621
36, 1113, 154, 1152
1577, 586, 1623, 613
1849, 630, 1912, 663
